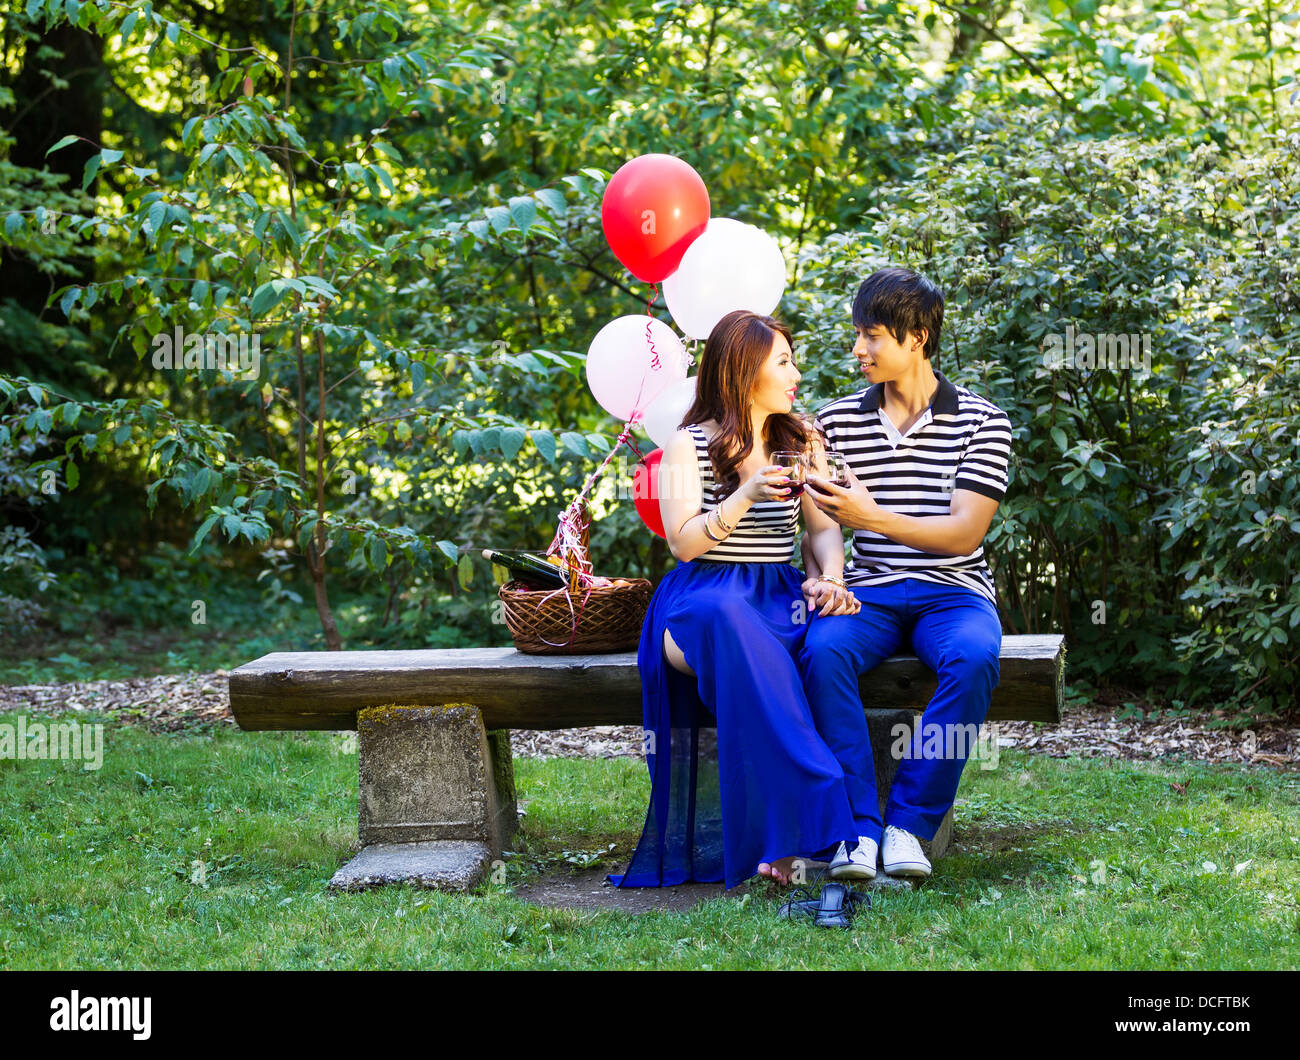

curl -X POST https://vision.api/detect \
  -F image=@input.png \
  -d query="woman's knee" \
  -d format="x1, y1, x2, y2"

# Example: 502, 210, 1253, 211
663, 627, 695, 675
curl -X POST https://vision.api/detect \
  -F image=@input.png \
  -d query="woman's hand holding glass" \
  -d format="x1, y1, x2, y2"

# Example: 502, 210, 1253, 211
740, 464, 795, 503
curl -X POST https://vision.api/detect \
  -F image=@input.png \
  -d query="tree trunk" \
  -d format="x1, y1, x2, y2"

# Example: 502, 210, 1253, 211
307, 540, 343, 650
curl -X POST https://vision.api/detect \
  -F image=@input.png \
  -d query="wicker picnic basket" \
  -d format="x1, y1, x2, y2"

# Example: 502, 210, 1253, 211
498, 577, 653, 654
496, 497, 652, 654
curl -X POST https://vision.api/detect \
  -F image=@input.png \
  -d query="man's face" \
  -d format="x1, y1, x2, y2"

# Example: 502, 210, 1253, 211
852, 323, 927, 382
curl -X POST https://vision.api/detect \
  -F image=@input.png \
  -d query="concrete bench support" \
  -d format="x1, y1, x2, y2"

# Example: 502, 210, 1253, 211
328, 703, 517, 892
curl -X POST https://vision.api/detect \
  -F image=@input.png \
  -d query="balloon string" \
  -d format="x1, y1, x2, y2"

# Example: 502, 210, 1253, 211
644, 283, 661, 371
542, 284, 668, 642
541, 419, 653, 648
626, 284, 672, 426
546, 420, 649, 564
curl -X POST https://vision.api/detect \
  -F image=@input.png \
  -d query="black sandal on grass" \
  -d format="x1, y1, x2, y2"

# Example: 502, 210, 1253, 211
814, 881, 860, 929
777, 884, 820, 923
778, 878, 871, 929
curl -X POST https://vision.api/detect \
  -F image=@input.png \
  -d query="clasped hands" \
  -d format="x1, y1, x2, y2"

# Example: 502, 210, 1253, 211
801, 573, 861, 618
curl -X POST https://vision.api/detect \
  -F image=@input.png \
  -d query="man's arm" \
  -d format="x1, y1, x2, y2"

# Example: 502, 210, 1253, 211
868, 489, 1000, 556
806, 408, 1011, 556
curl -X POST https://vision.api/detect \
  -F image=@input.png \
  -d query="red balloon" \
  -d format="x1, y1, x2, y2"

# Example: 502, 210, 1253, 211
601, 154, 710, 283
633, 449, 666, 539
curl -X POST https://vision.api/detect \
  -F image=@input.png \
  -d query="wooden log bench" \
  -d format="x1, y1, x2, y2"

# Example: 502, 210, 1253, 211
227, 635, 1065, 891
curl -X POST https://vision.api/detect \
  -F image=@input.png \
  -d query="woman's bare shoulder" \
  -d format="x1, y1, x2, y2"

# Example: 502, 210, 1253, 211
663, 426, 701, 459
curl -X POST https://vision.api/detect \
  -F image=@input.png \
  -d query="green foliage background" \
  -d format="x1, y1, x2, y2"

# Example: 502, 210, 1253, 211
1, 0, 1297, 717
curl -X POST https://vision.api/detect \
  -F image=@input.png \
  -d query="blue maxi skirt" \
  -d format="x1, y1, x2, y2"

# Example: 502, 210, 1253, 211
606, 557, 861, 891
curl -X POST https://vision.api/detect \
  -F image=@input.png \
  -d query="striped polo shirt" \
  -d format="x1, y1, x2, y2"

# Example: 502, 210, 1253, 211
680, 423, 799, 563
813, 371, 1012, 604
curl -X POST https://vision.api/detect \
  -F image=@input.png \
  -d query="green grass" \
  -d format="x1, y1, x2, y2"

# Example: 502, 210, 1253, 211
2, 708, 1298, 970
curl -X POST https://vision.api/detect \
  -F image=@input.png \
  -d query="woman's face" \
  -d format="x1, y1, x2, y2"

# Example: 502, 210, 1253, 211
751, 333, 801, 416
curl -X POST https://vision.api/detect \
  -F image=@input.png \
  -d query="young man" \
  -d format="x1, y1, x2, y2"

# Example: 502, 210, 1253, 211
798, 266, 1013, 880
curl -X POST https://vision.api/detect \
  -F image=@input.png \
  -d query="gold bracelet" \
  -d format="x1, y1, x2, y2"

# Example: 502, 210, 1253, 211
707, 508, 731, 538
817, 573, 847, 588
702, 511, 725, 541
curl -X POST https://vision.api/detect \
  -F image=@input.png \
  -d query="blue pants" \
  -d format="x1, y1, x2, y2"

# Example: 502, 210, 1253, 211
796, 577, 1002, 846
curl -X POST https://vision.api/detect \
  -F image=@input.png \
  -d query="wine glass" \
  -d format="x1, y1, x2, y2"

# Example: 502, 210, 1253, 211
824, 451, 850, 487
771, 451, 809, 498
805, 449, 850, 492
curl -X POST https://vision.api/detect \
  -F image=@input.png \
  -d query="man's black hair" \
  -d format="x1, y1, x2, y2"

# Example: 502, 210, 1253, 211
851, 267, 944, 360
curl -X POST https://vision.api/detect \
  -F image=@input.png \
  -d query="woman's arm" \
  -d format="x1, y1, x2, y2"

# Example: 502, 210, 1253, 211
659, 429, 756, 563
799, 438, 859, 616
801, 532, 820, 581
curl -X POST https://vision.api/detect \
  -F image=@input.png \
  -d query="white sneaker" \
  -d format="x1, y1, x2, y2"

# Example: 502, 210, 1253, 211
829, 836, 878, 880
881, 825, 931, 877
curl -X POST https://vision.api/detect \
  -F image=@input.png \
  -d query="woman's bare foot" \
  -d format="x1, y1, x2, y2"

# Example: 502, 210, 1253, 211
757, 855, 801, 886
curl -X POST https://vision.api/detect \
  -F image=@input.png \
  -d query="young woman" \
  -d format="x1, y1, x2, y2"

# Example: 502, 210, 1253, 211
606, 310, 880, 892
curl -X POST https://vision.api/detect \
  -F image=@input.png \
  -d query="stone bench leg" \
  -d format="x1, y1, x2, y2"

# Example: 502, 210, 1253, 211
864, 709, 954, 862
328, 703, 517, 893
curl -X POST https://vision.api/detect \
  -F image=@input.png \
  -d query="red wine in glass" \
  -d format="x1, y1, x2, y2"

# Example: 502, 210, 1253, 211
800, 451, 850, 494
772, 452, 808, 497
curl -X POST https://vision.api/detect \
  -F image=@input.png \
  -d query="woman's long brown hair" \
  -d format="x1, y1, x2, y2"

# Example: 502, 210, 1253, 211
679, 310, 811, 500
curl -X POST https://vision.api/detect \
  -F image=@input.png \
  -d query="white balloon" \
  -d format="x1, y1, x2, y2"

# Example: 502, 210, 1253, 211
662, 218, 786, 339
585, 314, 688, 422
640, 376, 698, 448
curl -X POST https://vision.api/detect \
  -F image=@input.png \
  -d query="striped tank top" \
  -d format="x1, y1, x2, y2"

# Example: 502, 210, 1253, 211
684, 423, 799, 563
